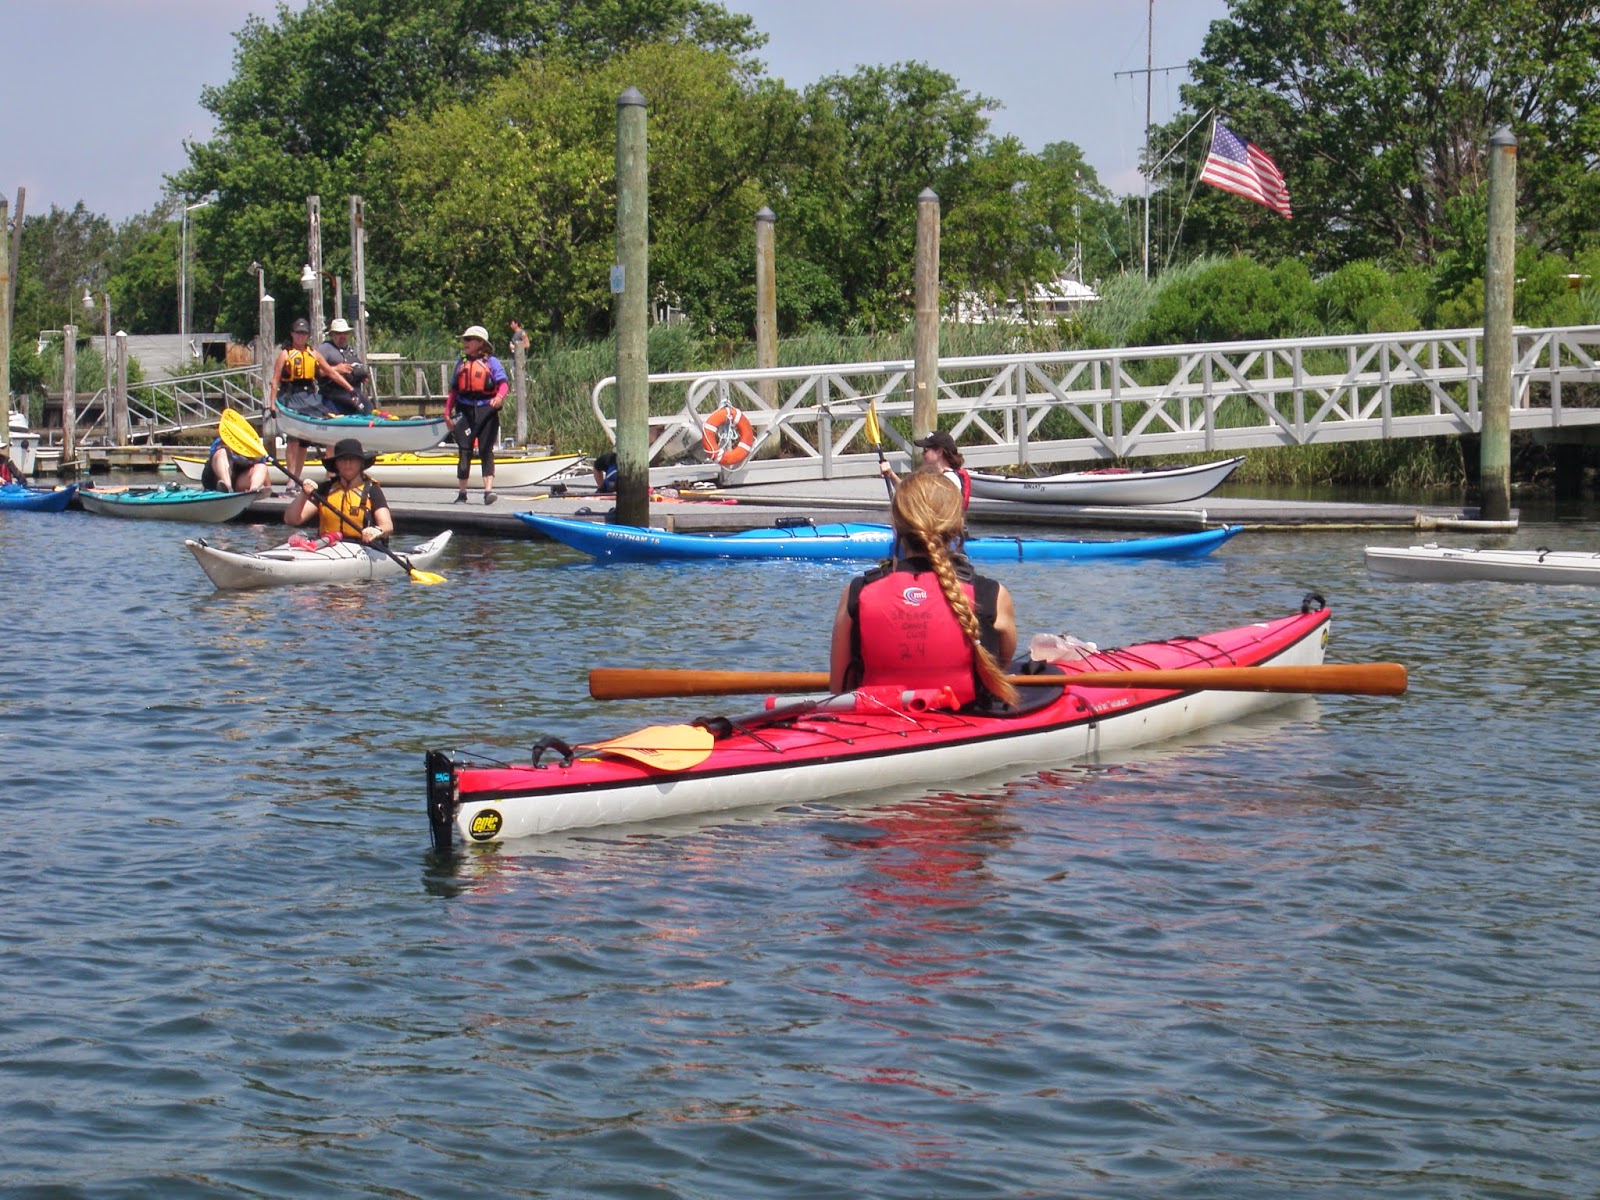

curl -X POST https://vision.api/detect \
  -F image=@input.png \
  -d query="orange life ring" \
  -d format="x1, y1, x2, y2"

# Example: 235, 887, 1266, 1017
701, 405, 755, 468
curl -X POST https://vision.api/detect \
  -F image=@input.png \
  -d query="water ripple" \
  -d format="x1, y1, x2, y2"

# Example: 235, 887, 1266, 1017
0, 517, 1596, 1196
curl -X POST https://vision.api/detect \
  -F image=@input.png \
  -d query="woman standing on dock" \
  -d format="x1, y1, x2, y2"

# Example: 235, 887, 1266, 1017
446, 325, 509, 505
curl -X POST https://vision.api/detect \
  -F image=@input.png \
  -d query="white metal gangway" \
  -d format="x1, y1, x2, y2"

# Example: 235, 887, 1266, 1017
592, 325, 1600, 484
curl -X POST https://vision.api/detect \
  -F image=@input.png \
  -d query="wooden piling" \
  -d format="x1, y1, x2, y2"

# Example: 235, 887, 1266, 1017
614, 86, 650, 528
755, 207, 777, 409
62, 323, 77, 460
1481, 126, 1516, 522
1, 195, 11, 445
913, 188, 940, 437
307, 195, 324, 344
115, 331, 129, 444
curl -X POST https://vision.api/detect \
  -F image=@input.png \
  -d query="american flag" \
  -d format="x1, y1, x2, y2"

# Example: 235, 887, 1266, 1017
1198, 121, 1292, 219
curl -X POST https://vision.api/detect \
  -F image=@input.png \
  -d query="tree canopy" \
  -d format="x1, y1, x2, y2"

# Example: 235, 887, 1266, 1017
1159, 0, 1600, 268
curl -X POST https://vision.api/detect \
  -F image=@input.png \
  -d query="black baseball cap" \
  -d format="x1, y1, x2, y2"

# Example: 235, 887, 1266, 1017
913, 430, 960, 456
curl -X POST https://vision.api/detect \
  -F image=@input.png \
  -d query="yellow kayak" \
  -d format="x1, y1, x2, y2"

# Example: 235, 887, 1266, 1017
174, 450, 583, 491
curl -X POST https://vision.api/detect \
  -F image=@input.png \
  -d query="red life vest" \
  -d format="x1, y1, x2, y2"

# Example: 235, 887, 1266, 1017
454, 357, 496, 400
846, 559, 999, 707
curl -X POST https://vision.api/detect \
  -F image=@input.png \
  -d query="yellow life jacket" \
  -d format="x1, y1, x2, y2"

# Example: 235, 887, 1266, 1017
317, 479, 372, 537
280, 348, 318, 387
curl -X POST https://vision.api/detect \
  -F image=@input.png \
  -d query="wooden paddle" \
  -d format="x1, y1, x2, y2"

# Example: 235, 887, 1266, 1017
219, 409, 446, 585
581, 724, 716, 770
589, 663, 1409, 700
863, 401, 894, 499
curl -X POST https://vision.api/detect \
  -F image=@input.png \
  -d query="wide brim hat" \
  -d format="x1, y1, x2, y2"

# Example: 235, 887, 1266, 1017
913, 430, 960, 456
460, 324, 493, 351
321, 437, 377, 471
328, 317, 352, 333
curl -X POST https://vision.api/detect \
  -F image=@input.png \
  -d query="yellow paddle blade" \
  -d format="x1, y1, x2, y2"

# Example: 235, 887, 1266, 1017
863, 401, 884, 447
582, 724, 715, 770
218, 408, 268, 460
406, 567, 447, 585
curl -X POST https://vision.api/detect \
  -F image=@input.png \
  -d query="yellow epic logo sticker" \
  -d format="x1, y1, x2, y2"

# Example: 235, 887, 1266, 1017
468, 808, 503, 841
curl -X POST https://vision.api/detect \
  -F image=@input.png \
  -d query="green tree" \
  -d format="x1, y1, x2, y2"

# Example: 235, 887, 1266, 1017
12, 203, 114, 338
1159, 0, 1600, 268
173, 0, 763, 337
368, 42, 800, 339
1131, 256, 1317, 345
781, 62, 1002, 325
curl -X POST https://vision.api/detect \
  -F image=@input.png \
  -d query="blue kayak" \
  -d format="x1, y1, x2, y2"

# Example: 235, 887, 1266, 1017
0, 482, 78, 513
516, 512, 1243, 563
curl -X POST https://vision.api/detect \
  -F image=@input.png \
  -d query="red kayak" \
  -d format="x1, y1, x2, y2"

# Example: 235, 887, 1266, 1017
427, 597, 1333, 848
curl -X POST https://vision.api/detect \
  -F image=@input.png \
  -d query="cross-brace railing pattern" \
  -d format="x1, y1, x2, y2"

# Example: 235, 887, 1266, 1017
592, 325, 1600, 483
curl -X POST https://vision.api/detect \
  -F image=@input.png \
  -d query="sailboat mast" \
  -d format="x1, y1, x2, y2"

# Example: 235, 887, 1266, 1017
1142, 0, 1153, 280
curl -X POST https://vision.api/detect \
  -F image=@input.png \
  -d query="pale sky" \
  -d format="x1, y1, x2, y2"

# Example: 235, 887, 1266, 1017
1, 0, 1230, 222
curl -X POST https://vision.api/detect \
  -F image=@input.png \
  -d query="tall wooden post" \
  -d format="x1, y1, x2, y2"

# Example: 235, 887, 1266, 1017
307, 195, 324, 344
912, 188, 941, 437
62, 324, 78, 461
512, 334, 528, 446
115, 332, 129, 443
350, 196, 369, 364
1480, 125, 1517, 523
754, 206, 778, 409
259, 296, 276, 411
4, 186, 20, 320
103, 295, 119, 442
1, 195, 11, 447
614, 86, 650, 528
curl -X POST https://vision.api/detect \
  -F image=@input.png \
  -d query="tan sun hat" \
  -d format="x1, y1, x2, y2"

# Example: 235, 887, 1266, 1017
328, 317, 352, 333
460, 324, 493, 350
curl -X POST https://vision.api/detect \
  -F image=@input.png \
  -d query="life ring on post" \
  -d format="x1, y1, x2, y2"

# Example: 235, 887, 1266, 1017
701, 404, 755, 468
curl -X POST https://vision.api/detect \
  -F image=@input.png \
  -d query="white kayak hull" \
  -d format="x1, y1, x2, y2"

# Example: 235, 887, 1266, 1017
1365, 544, 1600, 585
79, 487, 258, 522
185, 530, 453, 590
968, 456, 1244, 505
272, 410, 451, 453
175, 451, 582, 491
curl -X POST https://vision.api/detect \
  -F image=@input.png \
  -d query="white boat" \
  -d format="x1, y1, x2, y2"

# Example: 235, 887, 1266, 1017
272, 410, 450, 453
173, 450, 582, 491
79, 485, 259, 523
185, 530, 454, 590
1365, 543, 1600, 585
968, 456, 1244, 505
5, 411, 41, 476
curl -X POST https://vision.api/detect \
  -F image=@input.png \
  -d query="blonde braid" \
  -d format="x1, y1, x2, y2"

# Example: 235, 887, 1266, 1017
894, 472, 1018, 706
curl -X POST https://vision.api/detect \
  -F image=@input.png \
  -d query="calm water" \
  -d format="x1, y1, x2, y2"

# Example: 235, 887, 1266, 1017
2, 501, 1597, 1198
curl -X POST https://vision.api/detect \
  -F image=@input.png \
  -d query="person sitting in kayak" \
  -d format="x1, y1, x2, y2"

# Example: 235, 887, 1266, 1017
200, 436, 269, 494
829, 469, 1017, 708
283, 437, 394, 545
272, 317, 358, 488
879, 429, 972, 508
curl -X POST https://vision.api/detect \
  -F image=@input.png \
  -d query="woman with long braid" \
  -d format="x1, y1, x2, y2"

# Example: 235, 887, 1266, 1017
829, 469, 1018, 708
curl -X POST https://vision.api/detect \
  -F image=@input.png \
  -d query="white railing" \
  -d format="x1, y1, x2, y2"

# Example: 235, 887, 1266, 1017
591, 325, 1600, 483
